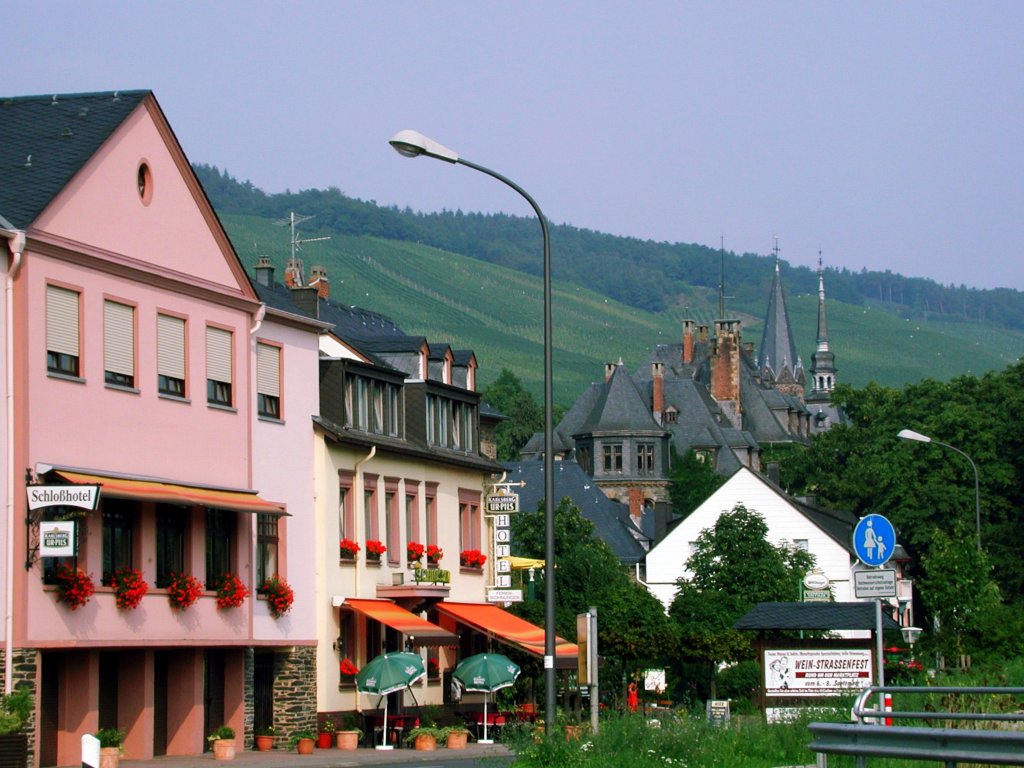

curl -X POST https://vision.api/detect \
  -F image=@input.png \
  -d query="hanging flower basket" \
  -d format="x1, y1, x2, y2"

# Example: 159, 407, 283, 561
54, 565, 95, 610
426, 544, 443, 564
459, 549, 487, 569
110, 567, 148, 610
407, 541, 425, 565
259, 575, 294, 618
365, 540, 386, 561
215, 573, 249, 609
166, 573, 203, 611
339, 538, 360, 560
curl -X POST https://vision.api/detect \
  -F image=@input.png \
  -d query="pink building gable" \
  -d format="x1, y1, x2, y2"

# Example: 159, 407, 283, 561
32, 95, 250, 296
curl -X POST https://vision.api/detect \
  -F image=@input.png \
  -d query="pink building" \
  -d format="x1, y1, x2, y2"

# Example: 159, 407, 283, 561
1, 91, 320, 765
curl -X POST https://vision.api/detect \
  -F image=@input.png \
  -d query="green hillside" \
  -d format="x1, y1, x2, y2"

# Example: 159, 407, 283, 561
220, 213, 1024, 407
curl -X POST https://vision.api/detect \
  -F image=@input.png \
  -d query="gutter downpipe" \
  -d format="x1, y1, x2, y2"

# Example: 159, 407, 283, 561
3, 229, 25, 694
352, 446, 376, 608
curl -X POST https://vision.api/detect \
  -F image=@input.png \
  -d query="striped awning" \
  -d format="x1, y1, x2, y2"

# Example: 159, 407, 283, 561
53, 470, 287, 515
343, 598, 459, 647
437, 601, 579, 668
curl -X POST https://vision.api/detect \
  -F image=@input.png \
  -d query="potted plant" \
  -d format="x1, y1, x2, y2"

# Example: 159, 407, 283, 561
316, 716, 334, 749
459, 549, 487, 569
0, 687, 31, 768
365, 539, 386, 562
53, 564, 95, 609
426, 544, 443, 565
443, 724, 471, 750
335, 714, 362, 751
109, 568, 148, 610
405, 724, 444, 751
214, 573, 249, 609
95, 727, 124, 768
339, 658, 358, 685
208, 725, 235, 760
165, 572, 203, 611
339, 538, 360, 560
254, 726, 275, 751
258, 574, 294, 618
407, 540, 425, 566
290, 730, 315, 755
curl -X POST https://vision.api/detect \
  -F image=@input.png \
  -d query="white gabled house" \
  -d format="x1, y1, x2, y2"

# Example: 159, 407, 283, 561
644, 466, 861, 614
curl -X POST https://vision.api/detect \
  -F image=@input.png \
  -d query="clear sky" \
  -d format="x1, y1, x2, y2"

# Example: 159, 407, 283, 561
6, 1, 1023, 290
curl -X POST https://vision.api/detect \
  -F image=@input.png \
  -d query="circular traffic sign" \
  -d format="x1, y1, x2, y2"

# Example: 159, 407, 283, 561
853, 514, 896, 566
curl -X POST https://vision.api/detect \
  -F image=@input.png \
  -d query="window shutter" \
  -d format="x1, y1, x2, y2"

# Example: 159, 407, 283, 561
103, 301, 135, 377
256, 342, 280, 397
157, 314, 186, 379
46, 285, 80, 356
206, 327, 232, 383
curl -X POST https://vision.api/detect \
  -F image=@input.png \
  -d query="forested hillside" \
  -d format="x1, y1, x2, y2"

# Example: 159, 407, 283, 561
196, 164, 1024, 403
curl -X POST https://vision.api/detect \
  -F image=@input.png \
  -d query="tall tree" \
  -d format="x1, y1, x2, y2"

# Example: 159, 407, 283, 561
481, 368, 544, 461
667, 447, 725, 518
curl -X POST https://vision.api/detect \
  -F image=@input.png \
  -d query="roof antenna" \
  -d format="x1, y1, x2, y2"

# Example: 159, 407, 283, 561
274, 212, 330, 286
718, 236, 726, 319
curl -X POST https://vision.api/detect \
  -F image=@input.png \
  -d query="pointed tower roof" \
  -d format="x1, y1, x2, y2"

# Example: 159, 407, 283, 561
757, 241, 801, 383
578, 361, 663, 434
809, 253, 838, 403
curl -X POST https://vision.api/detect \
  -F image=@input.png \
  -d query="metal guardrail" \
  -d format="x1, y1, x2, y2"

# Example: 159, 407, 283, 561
808, 685, 1024, 767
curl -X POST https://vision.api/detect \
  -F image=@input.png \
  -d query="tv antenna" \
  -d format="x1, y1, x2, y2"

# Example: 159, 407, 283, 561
274, 212, 330, 284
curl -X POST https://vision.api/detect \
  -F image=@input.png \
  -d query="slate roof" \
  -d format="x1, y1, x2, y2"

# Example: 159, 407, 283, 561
0, 90, 150, 228
734, 602, 900, 631
757, 260, 803, 383
577, 363, 664, 435
503, 459, 649, 564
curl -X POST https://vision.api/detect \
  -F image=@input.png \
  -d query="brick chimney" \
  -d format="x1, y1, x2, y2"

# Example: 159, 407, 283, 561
651, 362, 664, 422
605, 362, 616, 383
284, 257, 303, 288
254, 256, 275, 287
682, 320, 695, 364
698, 324, 709, 343
309, 265, 330, 299
711, 319, 741, 415
628, 488, 644, 528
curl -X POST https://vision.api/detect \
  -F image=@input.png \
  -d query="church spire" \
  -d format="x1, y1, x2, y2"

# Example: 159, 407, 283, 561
809, 250, 837, 399
757, 238, 804, 398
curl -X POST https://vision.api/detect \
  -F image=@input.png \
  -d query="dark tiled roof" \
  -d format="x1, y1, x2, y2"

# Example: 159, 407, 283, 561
0, 90, 149, 228
734, 601, 900, 631
577, 363, 663, 435
503, 459, 648, 564
757, 261, 802, 382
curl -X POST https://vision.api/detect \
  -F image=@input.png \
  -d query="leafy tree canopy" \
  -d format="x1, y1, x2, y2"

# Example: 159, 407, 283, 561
481, 368, 544, 461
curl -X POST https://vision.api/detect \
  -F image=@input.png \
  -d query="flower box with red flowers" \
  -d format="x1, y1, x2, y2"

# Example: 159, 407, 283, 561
258, 575, 294, 618
407, 541, 425, 564
339, 538, 360, 560
427, 658, 440, 679
339, 658, 359, 685
459, 549, 487, 569
166, 573, 204, 611
426, 544, 444, 564
54, 565, 95, 610
110, 567, 148, 610
365, 540, 386, 561
215, 572, 249, 609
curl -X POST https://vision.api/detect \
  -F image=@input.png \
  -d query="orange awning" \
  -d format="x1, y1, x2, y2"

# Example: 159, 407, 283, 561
437, 601, 579, 668
54, 470, 287, 515
344, 598, 459, 647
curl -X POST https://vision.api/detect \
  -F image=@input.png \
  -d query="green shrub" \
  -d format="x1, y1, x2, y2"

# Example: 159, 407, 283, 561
95, 727, 125, 748
0, 686, 31, 735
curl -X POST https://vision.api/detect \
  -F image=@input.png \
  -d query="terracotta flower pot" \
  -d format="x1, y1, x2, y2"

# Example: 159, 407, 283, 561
413, 734, 436, 751
316, 732, 333, 749
335, 731, 360, 751
295, 737, 314, 755
212, 738, 235, 760
254, 735, 274, 751
99, 746, 120, 768
446, 729, 469, 749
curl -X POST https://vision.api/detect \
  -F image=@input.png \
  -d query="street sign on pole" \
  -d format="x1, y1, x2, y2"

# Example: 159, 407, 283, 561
854, 568, 898, 599
853, 514, 896, 567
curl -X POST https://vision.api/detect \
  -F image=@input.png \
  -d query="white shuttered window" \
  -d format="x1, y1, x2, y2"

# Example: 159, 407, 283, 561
103, 300, 135, 386
256, 342, 281, 418
206, 326, 233, 406
46, 285, 80, 376
157, 314, 186, 396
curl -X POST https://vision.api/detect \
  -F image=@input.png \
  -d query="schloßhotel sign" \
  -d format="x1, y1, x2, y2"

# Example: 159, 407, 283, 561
26, 483, 100, 557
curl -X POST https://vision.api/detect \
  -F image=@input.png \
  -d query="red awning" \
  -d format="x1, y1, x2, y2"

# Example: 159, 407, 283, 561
344, 598, 459, 647
436, 601, 579, 668
54, 470, 287, 515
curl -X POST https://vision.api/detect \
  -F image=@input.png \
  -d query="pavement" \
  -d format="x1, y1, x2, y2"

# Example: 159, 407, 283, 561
119, 742, 513, 768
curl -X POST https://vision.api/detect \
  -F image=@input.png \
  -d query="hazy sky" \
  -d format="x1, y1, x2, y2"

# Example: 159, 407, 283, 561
7, 1, 1023, 290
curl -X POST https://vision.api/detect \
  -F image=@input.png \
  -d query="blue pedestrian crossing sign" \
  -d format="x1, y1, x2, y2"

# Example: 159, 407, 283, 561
853, 514, 896, 567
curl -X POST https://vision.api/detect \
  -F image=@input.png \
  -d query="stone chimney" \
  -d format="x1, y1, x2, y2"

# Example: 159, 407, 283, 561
651, 362, 664, 422
284, 257, 304, 288
711, 320, 741, 426
254, 256, 275, 287
605, 362, 616, 383
698, 324, 709, 343
682, 320, 695, 364
309, 265, 330, 299
289, 286, 320, 319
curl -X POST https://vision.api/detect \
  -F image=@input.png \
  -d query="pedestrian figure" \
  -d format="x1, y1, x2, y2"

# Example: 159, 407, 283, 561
863, 520, 878, 560
627, 682, 639, 713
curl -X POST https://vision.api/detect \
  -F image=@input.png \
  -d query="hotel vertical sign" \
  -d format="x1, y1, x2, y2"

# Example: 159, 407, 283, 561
486, 483, 523, 603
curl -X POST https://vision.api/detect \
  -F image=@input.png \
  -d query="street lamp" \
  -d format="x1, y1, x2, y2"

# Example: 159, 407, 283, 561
897, 428, 981, 551
901, 626, 923, 662
389, 130, 557, 733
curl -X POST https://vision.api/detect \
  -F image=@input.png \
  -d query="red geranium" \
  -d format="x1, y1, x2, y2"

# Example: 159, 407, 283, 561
339, 658, 359, 676
459, 549, 487, 568
259, 575, 294, 618
366, 540, 386, 558
215, 572, 249, 609
407, 541, 425, 562
339, 538, 361, 558
166, 572, 204, 611
110, 567, 148, 610
54, 565, 95, 610
426, 544, 444, 563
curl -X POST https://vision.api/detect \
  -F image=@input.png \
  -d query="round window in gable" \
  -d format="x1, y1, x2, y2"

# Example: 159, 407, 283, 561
137, 161, 153, 205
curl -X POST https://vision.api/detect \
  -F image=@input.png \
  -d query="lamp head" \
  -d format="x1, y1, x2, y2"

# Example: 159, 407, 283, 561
388, 130, 459, 163
901, 626, 923, 646
898, 428, 932, 444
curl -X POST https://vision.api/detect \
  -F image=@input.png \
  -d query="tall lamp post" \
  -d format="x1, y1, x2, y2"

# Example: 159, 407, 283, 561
389, 130, 557, 733
897, 428, 981, 551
